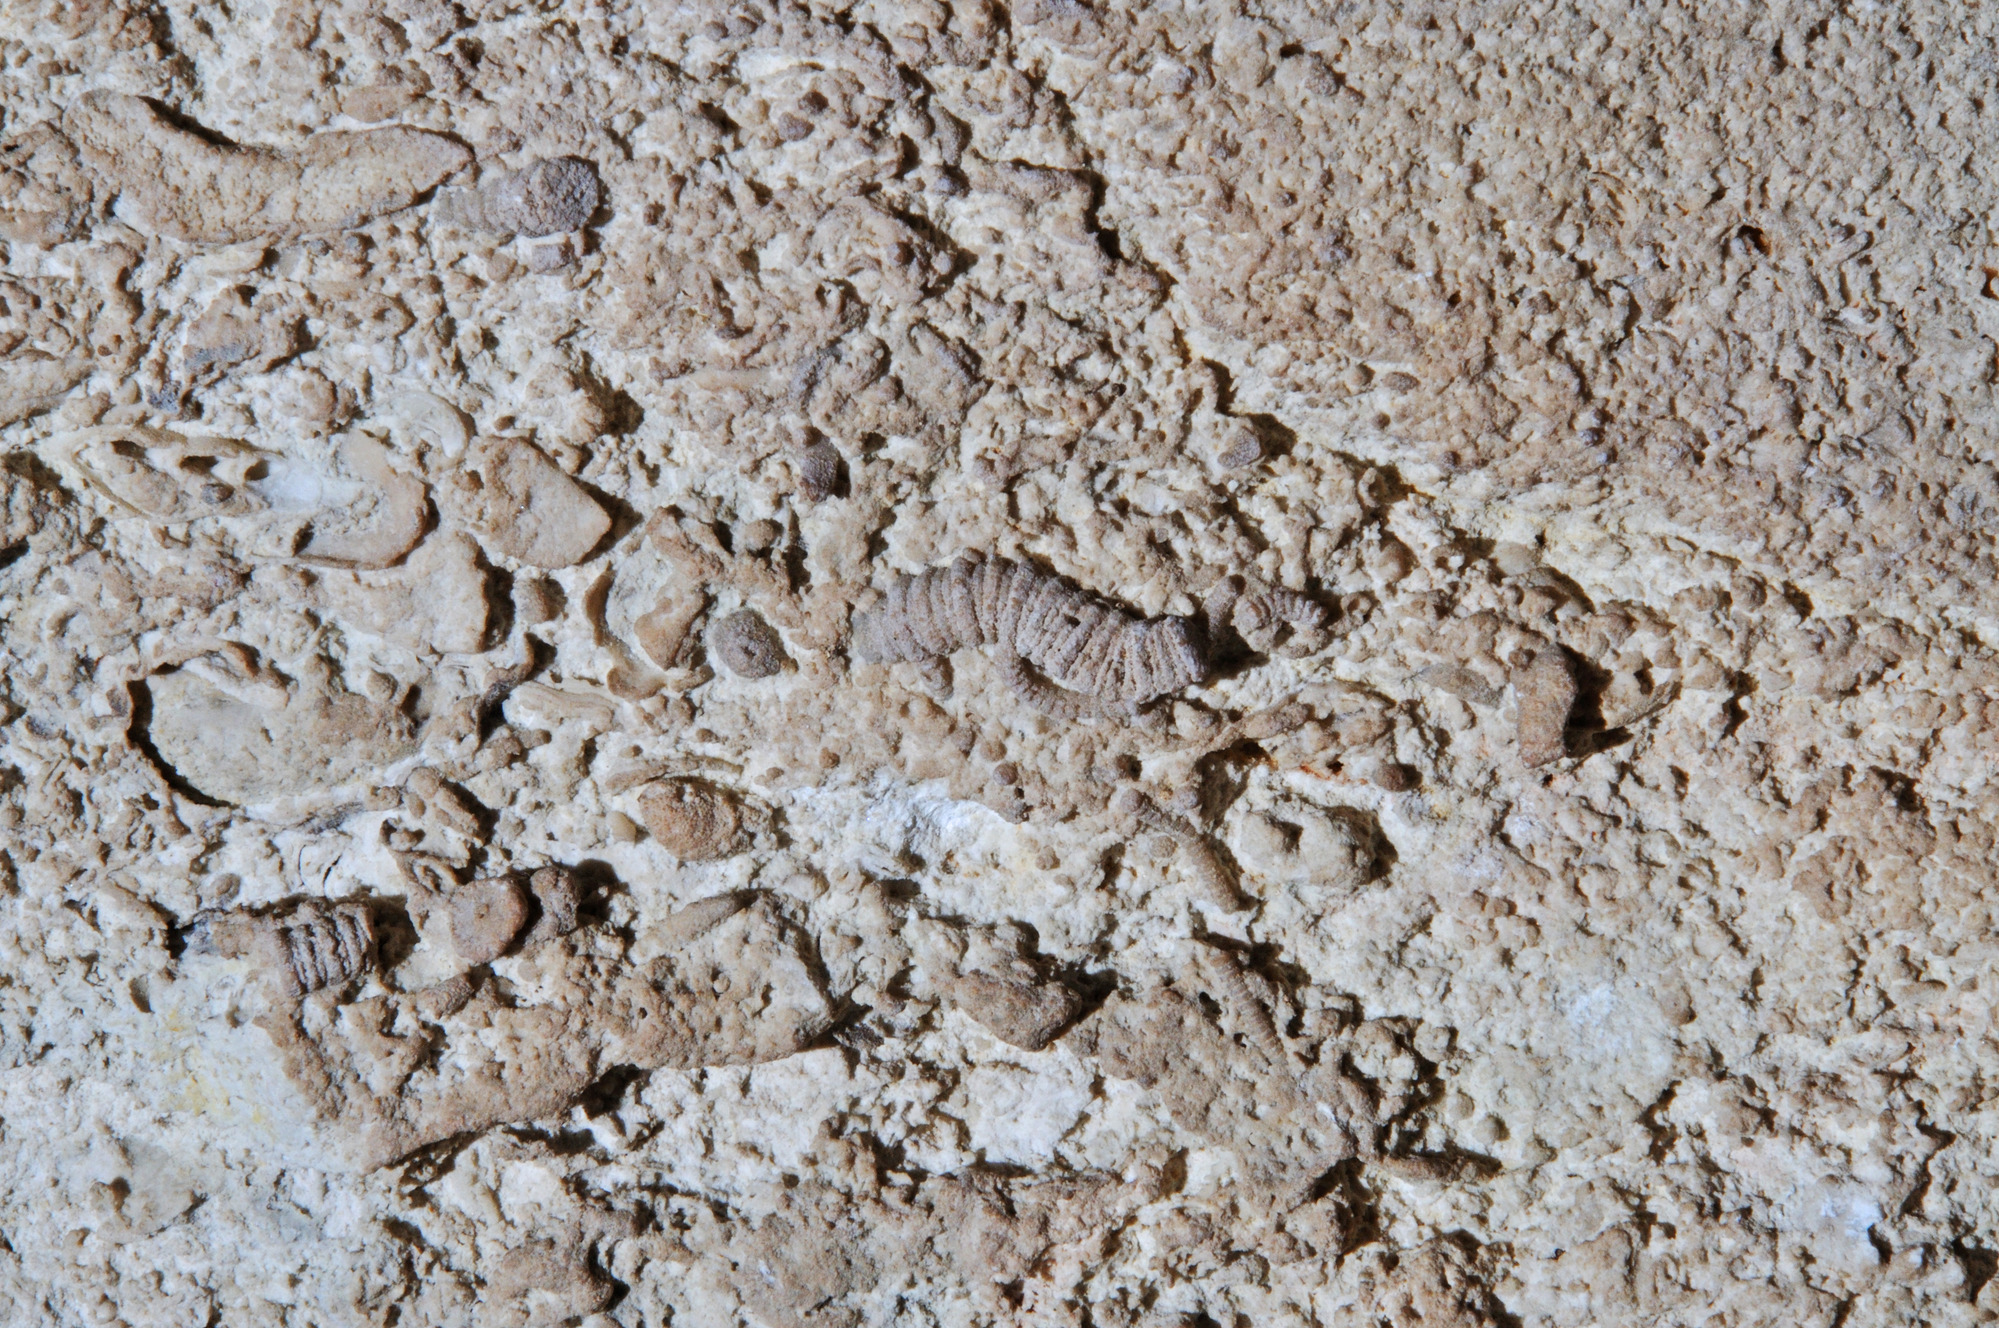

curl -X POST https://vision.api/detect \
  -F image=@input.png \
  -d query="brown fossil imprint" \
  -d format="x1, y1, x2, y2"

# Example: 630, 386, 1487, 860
208, 900, 380, 1000
851, 552, 1208, 715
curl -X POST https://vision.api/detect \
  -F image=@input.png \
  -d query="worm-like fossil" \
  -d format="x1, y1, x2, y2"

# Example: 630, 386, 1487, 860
219, 901, 378, 1001
1196, 945, 1287, 1062
852, 553, 1207, 712
1111, 788, 1249, 909
1204, 574, 1331, 657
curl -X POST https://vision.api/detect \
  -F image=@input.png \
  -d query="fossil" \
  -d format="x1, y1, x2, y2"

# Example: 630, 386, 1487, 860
260, 894, 833, 1169
317, 531, 491, 654
404, 767, 486, 839
436, 435, 611, 569
1115, 788, 1248, 909
54, 427, 267, 521
1203, 574, 1331, 658
1513, 647, 1578, 767
1195, 944, 1286, 1062
52, 427, 429, 569
179, 286, 298, 383
380, 390, 471, 460
852, 552, 1207, 713
141, 656, 418, 804
448, 877, 531, 966
797, 437, 844, 500
57, 91, 469, 245
997, 652, 1110, 720
406, 862, 585, 972
909, 918, 1085, 1051
437, 157, 601, 237
212, 900, 379, 1001
519, 865, 585, 948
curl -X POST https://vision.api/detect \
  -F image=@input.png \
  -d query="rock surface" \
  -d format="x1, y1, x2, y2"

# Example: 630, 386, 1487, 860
1, 3, 1996, 1326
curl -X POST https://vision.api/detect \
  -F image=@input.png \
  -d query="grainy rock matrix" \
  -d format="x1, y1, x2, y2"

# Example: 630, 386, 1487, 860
1, 2, 1997, 1327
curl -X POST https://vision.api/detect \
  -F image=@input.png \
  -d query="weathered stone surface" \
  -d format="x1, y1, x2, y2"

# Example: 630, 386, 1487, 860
58, 91, 469, 244
142, 663, 417, 803
438, 435, 611, 568
5, 5, 1995, 1326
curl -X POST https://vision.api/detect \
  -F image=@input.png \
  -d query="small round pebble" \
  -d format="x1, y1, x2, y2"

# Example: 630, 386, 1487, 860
712, 609, 787, 678
449, 878, 531, 966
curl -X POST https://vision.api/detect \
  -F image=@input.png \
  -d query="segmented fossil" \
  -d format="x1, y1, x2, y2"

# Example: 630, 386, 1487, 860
1114, 788, 1247, 909
1195, 945, 1287, 1062
852, 553, 1207, 713
1204, 574, 1331, 657
998, 653, 1108, 720
212, 901, 378, 1000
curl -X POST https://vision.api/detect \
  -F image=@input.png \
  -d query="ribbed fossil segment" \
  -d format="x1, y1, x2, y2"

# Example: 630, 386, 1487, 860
852, 553, 1206, 711
208, 900, 379, 1001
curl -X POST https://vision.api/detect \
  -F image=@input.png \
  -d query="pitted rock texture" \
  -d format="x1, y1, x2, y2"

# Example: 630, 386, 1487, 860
1, 3, 1997, 1327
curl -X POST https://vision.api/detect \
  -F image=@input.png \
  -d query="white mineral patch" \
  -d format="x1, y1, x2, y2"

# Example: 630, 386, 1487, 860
959, 1054, 1093, 1166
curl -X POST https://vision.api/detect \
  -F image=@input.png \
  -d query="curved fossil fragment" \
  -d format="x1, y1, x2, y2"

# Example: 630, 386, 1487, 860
852, 552, 1207, 711
60, 92, 469, 244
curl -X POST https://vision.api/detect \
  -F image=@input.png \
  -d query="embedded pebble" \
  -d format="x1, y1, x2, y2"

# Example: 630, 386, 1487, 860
448, 877, 531, 966
437, 435, 611, 568
634, 779, 748, 860
712, 609, 787, 678
1513, 648, 1579, 768
797, 438, 844, 500
950, 971, 1082, 1051
519, 865, 584, 947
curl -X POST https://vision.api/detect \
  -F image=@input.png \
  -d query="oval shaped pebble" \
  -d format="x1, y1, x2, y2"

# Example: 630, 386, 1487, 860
712, 609, 787, 679
635, 779, 747, 860
448, 877, 531, 966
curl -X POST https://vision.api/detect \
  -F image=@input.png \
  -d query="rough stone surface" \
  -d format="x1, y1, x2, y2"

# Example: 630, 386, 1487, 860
2, 3, 1998, 1326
